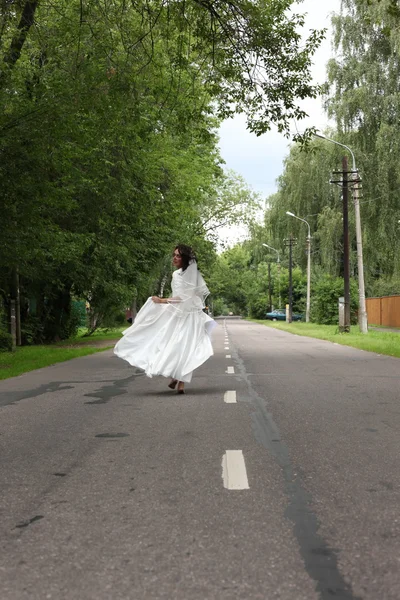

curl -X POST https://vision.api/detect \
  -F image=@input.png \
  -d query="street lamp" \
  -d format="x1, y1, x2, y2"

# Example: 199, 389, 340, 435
286, 211, 311, 323
262, 243, 281, 308
314, 132, 368, 334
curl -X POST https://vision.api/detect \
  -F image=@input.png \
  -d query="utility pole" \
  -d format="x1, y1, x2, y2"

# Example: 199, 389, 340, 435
268, 262, 272, 311
306, 235, 311, 322
10, 268, 21, 346
314, 132, 368, 333
332, 158, 351, 332
286, 211, 311, 322
10, 300, 16, 352
283, 235, 297, 323
342, 157, 351, 332
353, 175, 368, 332
262, 243, 281, 308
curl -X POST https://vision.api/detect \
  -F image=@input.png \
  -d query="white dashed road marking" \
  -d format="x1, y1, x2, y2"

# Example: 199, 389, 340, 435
226, 366, 234, 374
222, 451, 249, 490
226, 354, 231, 358
224, 391, 237, 404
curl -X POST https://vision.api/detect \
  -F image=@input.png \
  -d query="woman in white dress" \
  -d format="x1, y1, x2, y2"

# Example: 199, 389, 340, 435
114, 245, 215, 394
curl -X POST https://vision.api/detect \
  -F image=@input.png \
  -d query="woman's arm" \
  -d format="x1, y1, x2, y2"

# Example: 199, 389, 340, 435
151, 296, 180, 304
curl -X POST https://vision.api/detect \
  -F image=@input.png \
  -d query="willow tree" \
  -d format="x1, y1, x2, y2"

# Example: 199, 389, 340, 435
326, 0, 400, 284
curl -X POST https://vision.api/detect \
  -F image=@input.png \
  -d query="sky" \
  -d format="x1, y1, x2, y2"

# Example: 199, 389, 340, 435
218, 0, 342, 207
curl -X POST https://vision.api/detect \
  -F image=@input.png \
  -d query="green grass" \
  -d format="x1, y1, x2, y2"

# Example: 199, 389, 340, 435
0, 327, 124, 381
248, 320, 400, 359
56, 326, 125, 346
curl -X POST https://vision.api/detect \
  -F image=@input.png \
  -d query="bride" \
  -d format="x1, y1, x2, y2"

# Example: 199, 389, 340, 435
114, 245, 216, 394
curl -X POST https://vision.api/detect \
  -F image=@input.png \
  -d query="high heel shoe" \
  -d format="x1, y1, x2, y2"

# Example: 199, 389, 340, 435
177, 382, 185, 394
168, 379, 178, 390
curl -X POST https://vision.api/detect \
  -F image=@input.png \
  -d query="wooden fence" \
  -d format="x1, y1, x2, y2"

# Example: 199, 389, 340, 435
366, 295, 400, 328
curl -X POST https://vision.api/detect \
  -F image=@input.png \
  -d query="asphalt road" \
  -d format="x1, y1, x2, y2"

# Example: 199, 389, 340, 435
0, 319, 399, 600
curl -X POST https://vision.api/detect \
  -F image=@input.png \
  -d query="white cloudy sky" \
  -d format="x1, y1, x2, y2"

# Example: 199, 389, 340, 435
218, 0, 341, 202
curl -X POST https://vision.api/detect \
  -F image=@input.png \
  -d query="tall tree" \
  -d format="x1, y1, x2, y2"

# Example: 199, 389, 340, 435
326, 0, 400, 281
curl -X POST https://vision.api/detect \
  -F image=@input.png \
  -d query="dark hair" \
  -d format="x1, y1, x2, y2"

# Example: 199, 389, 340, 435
174, 244, 197, 272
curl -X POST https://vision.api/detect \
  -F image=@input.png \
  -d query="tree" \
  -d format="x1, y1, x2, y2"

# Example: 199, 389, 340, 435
0, 0, 326, 342
326, 0, 400, 282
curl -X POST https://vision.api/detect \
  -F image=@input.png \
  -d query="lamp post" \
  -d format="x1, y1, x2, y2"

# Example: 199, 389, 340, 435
286, 211, 311, 323
262, 243, 281, 308
314, 132, 368, 333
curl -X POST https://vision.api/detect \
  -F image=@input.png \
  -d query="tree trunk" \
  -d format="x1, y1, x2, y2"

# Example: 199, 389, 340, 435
1, 1, 39, 88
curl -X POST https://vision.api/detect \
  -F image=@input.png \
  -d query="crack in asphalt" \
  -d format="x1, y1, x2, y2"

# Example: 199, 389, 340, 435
231, 343, 362, 600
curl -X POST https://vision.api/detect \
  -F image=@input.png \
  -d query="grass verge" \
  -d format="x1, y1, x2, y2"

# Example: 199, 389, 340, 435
55, 327, 125, 346
0, 327, 124, 381
248, 320, 400, 359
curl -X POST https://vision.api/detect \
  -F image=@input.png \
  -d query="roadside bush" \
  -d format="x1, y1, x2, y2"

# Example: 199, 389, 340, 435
311, 275, 358, 325
101, 310, 127, 328
367, 275, 400, 297
0, 299, 12, 351
0, 329, 13, 352
248, 294, 269, 319
60, 302, 82, 339
212, 298, 230, 317
21, 315, 46, 345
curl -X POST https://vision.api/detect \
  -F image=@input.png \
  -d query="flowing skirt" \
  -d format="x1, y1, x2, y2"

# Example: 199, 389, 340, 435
114, 298, 216, 383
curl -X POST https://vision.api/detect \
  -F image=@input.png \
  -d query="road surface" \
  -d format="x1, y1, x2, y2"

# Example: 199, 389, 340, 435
0, 319, 399, 599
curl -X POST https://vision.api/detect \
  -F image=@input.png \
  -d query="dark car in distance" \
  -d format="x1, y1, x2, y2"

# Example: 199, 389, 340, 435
265, 309, 304, 321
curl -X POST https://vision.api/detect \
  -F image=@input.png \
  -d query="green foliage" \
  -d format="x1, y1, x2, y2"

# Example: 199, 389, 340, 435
211, 298, 230, 317
0, 329, 13, 352
0, 0, 325, 344
21, 315, 45, 346
325, 0, 400, 283
243, 0, 400, 307
208, 245, 251, 314
311, 275, 358, 325
367, 275, 400, 298
247, 294, 269, 320
209, 243, 307, 318
100, 310, 127, 329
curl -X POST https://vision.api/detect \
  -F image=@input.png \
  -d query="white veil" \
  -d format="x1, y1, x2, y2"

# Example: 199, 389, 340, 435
170, 260, 210, 313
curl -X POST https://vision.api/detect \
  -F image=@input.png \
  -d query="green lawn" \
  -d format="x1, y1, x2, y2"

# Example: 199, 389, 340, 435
0, 327, 124, 381
248, 320, 400, 359
56, 327, 125, 346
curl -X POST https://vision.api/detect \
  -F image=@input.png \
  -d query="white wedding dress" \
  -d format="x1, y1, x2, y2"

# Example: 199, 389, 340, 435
114, 261, 216, 382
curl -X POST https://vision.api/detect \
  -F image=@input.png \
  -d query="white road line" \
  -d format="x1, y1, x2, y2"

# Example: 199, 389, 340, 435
226, 366, 234, 374
222, 450, 249, 490
224, 347, 229, 351
224, 390, 237, 403
226, 354, 231, 358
